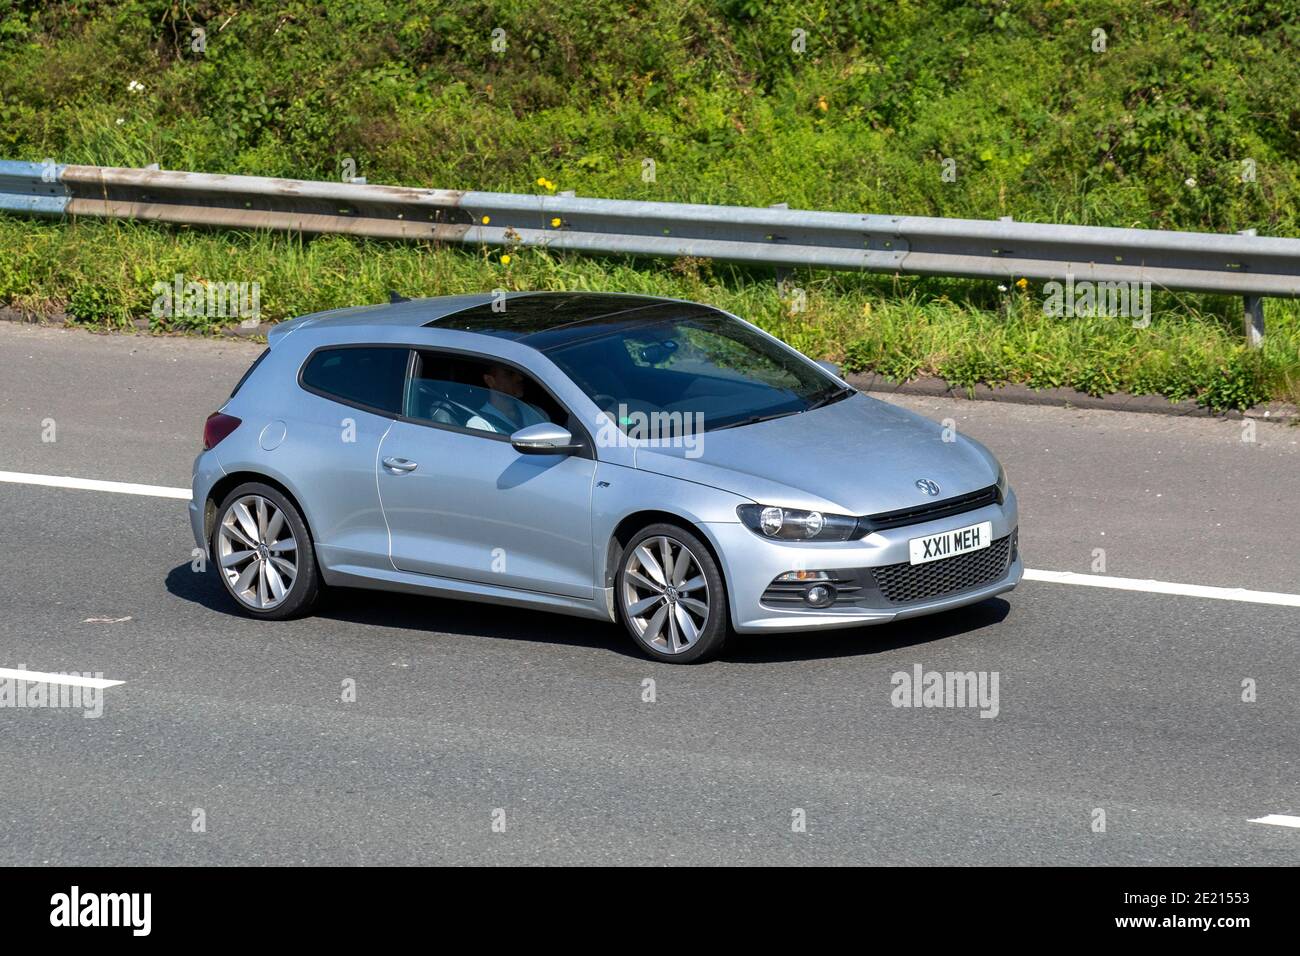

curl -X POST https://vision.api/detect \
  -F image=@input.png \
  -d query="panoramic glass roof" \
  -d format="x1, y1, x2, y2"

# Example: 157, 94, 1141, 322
429, 293, 721, 350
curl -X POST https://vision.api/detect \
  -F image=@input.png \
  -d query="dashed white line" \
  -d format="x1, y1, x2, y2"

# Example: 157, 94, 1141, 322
1022, 569, 1300, 608
1248, 815, 1300, 829
0, 667, 124, 690
4, 468, 1300, 609
0, 470, 191, 500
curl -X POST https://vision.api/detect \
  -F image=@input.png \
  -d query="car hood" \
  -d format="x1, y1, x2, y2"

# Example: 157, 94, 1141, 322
633, 393, 999, 515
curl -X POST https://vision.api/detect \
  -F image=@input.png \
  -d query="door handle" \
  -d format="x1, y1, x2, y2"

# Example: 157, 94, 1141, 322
382, 457, 418, 473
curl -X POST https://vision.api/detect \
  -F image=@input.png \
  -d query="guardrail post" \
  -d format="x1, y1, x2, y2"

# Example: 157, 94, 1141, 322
769, 203, 792, 290
1243, 295, 1265, 347
1239, 229, 1265, 346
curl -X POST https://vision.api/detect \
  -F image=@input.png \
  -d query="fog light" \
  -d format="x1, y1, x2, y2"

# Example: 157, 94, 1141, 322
805, 584, 836, 608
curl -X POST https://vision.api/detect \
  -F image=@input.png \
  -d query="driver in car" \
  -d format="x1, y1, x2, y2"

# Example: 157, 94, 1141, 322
466, 363, 550, 434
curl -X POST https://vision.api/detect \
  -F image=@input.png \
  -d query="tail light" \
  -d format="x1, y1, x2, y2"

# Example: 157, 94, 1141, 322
204, 412, 242, 449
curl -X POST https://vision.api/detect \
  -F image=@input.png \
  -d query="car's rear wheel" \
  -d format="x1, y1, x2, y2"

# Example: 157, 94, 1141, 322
616, 523, 728, 663
212, 482, 320, 619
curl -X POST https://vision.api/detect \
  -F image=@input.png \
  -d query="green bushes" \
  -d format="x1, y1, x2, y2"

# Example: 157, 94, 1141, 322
65, 284, 132, 327
2, 1, 1296, 230
839, 294, 1295, 411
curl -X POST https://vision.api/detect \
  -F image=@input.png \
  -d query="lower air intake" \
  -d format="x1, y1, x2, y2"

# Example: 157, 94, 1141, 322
872, 533, 1014, 605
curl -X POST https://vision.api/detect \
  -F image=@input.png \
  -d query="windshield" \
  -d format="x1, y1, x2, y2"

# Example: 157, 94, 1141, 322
540, 308, 851, 432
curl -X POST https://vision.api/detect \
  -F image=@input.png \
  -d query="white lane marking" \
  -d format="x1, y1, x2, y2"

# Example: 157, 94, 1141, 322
0, 470, 191, 500
1022, 569, 1300, 608
1248, 815, 1300, 829
0, 667, 124, 690
3, 469, 1300, 609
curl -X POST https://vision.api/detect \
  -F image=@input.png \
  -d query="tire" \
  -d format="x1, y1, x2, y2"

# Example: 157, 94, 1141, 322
211, 481, 321, 620
615, 523, 729, 663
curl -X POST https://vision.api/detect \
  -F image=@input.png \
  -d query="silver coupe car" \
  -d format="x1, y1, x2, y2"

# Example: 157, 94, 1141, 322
192, 292, 1021, 662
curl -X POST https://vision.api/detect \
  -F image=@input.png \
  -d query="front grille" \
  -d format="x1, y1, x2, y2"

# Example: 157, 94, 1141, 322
855, 484, 1000, 537
872, 533, 1013, 605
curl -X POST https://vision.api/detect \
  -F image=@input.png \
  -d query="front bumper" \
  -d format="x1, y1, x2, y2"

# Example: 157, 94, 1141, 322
706, 490, 1021, 633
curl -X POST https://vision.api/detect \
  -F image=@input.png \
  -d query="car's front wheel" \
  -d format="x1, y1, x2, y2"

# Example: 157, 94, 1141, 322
212, 482, 320, 619
616, 523, 729, 663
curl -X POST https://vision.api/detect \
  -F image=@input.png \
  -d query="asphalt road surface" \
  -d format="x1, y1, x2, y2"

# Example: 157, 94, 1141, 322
1, 322, 1297, 865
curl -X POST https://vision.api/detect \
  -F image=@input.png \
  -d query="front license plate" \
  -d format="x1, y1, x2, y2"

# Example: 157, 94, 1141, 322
908, 521, 993, 566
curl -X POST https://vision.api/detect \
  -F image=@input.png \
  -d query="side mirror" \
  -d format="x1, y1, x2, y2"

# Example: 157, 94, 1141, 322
510, 422, 583, 455
816, 359, 842, 378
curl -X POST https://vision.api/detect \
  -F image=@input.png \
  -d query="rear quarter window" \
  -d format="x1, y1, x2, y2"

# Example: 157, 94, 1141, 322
230, 348, 269, 398
300, 346, 409, 415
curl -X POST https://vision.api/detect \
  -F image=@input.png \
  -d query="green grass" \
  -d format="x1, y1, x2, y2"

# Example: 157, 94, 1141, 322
1, 0, 1298, 409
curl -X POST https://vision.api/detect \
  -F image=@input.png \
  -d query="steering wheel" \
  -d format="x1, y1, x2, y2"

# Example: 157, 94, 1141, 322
425, 397, 481, 428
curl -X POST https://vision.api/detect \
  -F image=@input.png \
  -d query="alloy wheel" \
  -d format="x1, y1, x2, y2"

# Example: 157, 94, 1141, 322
217, 494, 299, 611
621, 535, 711, 655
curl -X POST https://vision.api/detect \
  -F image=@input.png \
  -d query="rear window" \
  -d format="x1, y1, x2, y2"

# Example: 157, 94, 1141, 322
300, 346, 408, 414
230, 348, 269, 398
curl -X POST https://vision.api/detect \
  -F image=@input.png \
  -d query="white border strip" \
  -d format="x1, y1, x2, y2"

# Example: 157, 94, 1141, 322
0, 470, 191, 500
0, 667, 124, 690
1248, 814, 1300, 829
1022, 569, 1300, 608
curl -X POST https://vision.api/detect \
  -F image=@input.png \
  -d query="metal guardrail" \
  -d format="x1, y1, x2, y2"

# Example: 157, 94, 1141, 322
3, 159, 1297, 344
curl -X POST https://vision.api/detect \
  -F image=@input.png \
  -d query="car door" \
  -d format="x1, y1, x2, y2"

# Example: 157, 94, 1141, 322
376, 347, 596, 598
292, 343, 410, 570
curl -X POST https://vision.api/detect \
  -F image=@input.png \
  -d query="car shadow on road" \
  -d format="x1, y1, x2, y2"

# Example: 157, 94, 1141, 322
164, 563, 645, 659
165, 563, 1011, 664
723, 598, 1012, 663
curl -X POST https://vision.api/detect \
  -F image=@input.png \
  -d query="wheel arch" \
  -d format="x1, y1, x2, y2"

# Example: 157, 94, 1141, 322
603, 509, 728, 593
205, 470, 318, 550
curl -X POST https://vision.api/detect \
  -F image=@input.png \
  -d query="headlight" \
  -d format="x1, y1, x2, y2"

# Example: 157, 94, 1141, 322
996, 464, 1010, 502
737, 504, 859, 541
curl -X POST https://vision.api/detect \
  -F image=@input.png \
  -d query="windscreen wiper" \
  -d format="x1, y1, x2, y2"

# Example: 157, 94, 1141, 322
805, 385, 856, 411
709, 408, 803, 431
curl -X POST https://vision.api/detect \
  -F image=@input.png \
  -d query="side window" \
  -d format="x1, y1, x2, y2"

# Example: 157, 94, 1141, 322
301, 346, 408, 415
404, 350, 564, 436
